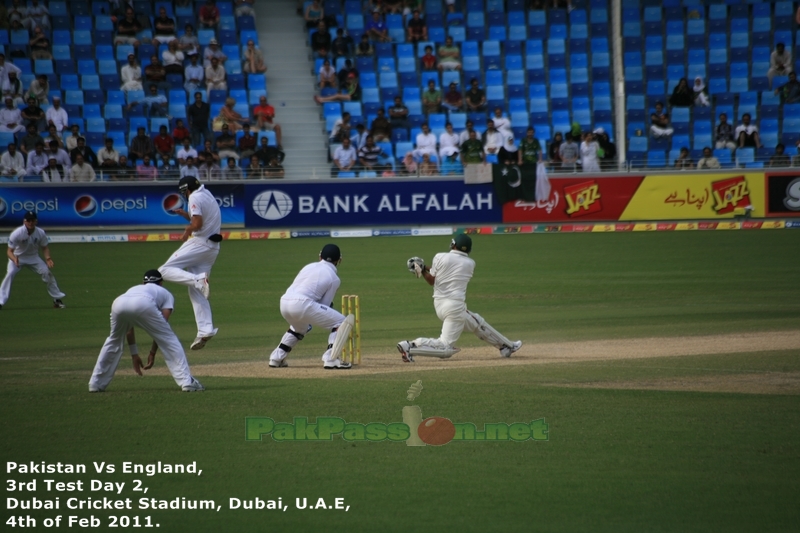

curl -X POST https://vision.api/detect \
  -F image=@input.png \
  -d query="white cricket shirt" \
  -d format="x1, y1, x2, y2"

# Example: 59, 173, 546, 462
188, 184, 221, 240
429, 250, 474, 302
282, 261, 340, 306
118, 283, 175, 311
7, 226, 48, 257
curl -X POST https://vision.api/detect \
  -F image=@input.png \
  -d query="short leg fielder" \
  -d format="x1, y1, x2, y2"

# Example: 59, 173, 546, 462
159, 238, 218, 338
0, 255, 65, 306
89, 298, 194, 391
269, 298, 352, 368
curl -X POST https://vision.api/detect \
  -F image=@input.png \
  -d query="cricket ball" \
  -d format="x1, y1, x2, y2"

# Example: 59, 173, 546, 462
418, 417, 456, 446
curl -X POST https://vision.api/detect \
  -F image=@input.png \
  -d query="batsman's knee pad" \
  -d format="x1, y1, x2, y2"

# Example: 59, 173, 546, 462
278, 327, 306, 353
287, 327, 305, 341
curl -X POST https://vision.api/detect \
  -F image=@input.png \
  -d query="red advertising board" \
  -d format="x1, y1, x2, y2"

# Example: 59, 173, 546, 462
502, 176, 644, 223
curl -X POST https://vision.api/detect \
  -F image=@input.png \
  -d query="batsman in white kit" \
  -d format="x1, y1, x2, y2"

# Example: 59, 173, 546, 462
397, 234, 522, 362
0, 210, 66, 310
268, 244, 353, 370
159, 176, 221, 351
88, 269, 204, 392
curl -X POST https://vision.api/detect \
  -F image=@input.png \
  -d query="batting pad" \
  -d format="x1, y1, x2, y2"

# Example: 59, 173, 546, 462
465, 311, 513, 349
408, 345, 461, 359
329, 314, 355, 360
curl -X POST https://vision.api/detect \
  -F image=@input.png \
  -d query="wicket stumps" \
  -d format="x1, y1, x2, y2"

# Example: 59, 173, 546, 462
341, 295, 361, 365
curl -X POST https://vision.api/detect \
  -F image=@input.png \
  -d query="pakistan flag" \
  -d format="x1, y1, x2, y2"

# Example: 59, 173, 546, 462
492, 164, 537, 204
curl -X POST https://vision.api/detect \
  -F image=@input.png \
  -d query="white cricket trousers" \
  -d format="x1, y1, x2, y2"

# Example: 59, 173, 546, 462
412, 298, 510, 350
89, 295, 193, 391
159, 238, 219, 337
270, 298, 346, 363
0, 256, 65, 306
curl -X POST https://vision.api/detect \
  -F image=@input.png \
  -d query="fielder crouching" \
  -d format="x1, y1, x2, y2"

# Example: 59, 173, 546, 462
89, 269, 204, 392
398, 234, 522, 362
268, 244, 353, 370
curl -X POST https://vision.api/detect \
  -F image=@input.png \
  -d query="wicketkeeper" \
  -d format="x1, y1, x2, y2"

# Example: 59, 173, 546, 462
397, 234, 522, 362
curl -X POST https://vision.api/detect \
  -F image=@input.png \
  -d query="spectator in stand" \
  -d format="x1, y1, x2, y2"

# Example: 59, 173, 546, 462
247, 157, 266, 179
120, 54, 144, 93
205, 57, 227, 98
674, 146, 693, 169
26, 142, 48, 175
482, 120, 504, 157
19, 124, 43, 159
136, 155, 158, 180
159, 154, 179, 177
26, 74, 49, 106
188, 92, 211, 147
252, 96, 283, 148
422, 79, 441, 115
419, 153, 438, 175
438, 122, 459, 160
413, 123, 437, 159
153, 125, 175, 160
129, 126, 155, 164
198, 156, 221, 180
254, 136, 285, 166
0, 54, 21, 86
199, 0, 220, 28
178, 24, 200, 57
767, 43, 793, 89
775, 71, 800, 104
64, 125, 82, 152
768, 144, 791, 168
355, 34, 374, 57
498, 134, 519, 166
6, 0, 24, 30
177, 138, 198, 166
215, 97, 247, 133
29, 25, 51, 60
152, 7, 177, 47
333, 137, 357, 175
459, 120, 479, 144
370, 108, 391, 142
43, 124, 62, 148
264, 157, 285, 178
319, 59, 337, 89
337, 59, 359, 87
21, 96, 46, 132
172, 119, 190, 145
203, 39, 227, 68
558, 132, 579, 171
465, 78, 487, 112
358, 135, 386, 172
199, 140, 219, 164
216, 124, 239, 161
243, 39, 267, 74
595, 128, 616, 170
2, 70, 23, 107
668, 78, 693, 107
222, 157, 243, 180
0, 143, 25, 180
184, 53, 204, 93
693, 77, 710, 107
70, 137, 98, 167
0, 97, 24, 133
128, 84, 169, 118
98, 138, 120, 169
234, 0, 256, 18
331, 28, 353, 60
44, 139, 70, 168
420, 45, 437, 71
69, 153, 96, 182
519, 127, 543, 165
41, 157, 66, 182
365, 11, 389, 43
650, 101, 673, 138
352, 123, 368, 150
25, 0, 49, 32
715, 113, 736, 150
180, 156, 199, 178
388, 96, 410, 131
329, 112, 351, 142
437, 36, 461, 71
406, 10, 427, 44
382, 0, 404, 14
313, 73, 361, 105
311, 21, 331, 59
736, 113, 762, 149
162, 40, 185, 76
491, 107, 512, 138
238, 124, 257, 159
110, 155, 135, 180
696, 147, 721, 169
114, 8, 142, 47
460, 130, 484, 166
304, 0, 325, 30
145, 55, 172, 93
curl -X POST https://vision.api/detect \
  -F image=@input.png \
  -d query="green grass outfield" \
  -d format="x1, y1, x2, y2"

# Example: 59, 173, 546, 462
1, 231, 799, 532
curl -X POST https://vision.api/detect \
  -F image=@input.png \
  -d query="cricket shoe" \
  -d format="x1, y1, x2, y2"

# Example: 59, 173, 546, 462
323, 358, 352, 370
53, 299, 66, 309
182, 378, 205, 392
88, 386, 105, 393
397, 340, 414, 363
269, 358, 289, 368
191, 335, 214, 350
500, 341, 523, 358
196, 275, 210, 299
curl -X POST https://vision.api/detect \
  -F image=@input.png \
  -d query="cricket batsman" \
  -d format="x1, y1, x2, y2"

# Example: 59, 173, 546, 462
397, 234, 522, 362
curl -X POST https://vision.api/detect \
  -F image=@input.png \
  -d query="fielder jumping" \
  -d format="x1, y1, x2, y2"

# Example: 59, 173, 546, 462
268, 244, 353, 370
397, 234, 522, 362
160, 176, 221, 350
0, 210, 66, 310
88, 269, 204, 392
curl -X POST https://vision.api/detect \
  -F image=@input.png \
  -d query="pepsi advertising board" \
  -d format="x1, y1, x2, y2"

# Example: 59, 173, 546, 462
244, 180, 501, 228
0, 184, 244, 227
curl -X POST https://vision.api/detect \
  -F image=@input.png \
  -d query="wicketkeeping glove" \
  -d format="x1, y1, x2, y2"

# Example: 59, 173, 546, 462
407, 257, 426, 278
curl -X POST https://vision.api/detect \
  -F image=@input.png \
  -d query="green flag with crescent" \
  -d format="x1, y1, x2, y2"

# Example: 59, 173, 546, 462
491, 164, 537, 204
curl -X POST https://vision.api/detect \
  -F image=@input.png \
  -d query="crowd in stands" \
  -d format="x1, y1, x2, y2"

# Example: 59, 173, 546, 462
0, 0, 286, 182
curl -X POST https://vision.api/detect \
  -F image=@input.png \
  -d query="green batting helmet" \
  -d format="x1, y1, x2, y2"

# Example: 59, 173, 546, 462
451, 234, 472, 253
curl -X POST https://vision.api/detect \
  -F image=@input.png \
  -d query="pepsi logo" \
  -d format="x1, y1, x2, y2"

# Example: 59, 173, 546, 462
74, 195, 98, 218
162, 193, 185, 215
0, 197, 7, 219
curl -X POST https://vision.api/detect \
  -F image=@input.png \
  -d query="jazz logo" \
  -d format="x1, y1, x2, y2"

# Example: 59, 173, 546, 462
711, 176, 751, 214
564, 181, 602, 217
